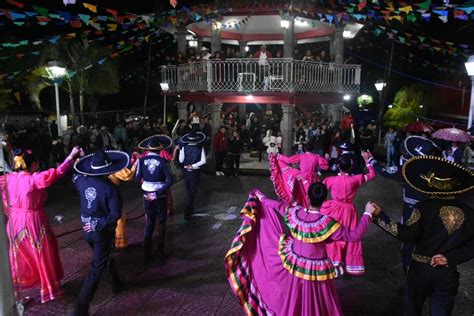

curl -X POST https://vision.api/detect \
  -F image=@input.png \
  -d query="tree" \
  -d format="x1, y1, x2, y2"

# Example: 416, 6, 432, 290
384, 84, 430, 129
0, 81, 12, 113
357, 94, 374, 108
26, 36, 119, 123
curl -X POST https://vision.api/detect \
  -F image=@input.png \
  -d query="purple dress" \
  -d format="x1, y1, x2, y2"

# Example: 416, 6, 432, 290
225, 190, 371, 315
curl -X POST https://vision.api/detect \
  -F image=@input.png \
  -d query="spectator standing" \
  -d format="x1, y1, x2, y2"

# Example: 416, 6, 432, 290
213, 126, 228, 176
51, 137, 67, 166
306, 122, 318, 140
254, 45, 272, 81
228, 131, 242, 176
95, 126, 115, 150
114, 123, 127, 150
384, 127, 396, 166
302, 50, 314, 61
444, 141, 463, 164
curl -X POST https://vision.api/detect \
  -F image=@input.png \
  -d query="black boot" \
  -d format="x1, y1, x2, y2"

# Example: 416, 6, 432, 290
184, 209, 193, 221
144, 238, 152, 263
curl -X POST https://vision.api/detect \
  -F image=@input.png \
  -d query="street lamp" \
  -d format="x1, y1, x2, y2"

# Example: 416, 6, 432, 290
160, 82, 169, 124
465, 55, 474, 128
343, 94, 351, 101
45, 61, 67, 137
375, 80, 386, 92
280, 16, 291, 29
375, 79, 386, 144
213, 21, 222, 30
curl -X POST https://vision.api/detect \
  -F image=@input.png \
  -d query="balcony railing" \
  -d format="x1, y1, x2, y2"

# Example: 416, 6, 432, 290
161, 58, 361, 94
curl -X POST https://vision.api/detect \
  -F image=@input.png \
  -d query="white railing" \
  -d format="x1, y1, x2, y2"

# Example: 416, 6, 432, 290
161, 58, 360, 94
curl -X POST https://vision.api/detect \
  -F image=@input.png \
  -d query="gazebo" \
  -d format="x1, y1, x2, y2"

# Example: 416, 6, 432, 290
161, 8, 362, 154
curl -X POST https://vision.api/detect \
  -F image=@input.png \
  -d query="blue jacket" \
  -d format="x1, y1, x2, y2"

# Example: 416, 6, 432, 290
135, 152, 173, 194
73, 174, 122, 232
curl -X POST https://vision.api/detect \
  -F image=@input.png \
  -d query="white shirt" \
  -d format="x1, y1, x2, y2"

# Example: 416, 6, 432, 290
179, 146, 207, 170
258, 52, 268, 66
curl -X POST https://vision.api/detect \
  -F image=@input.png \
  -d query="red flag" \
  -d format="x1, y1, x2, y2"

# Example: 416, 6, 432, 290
106, 8, 118, 17
170, 0, 177, 8
7, 0, 24, 8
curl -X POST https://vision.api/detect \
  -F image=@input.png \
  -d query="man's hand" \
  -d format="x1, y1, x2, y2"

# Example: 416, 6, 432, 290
185, 164, 193, 170
324, 153, 330, 160
83, 223, 93, 233
431, 254, 448, 267
365, 201, 382, 216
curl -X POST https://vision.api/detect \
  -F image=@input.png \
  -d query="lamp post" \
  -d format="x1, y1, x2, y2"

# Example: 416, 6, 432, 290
465, 55, 474, 129
45, 61, 67, 137
375, 79, 386, 144
160, 83, 169, 125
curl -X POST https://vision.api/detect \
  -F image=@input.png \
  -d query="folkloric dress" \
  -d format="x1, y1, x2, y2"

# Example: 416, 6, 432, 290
1, 158, 74, 303
320, 164, 376, 275
270, 152, 329, 208
225, 190, 372, 315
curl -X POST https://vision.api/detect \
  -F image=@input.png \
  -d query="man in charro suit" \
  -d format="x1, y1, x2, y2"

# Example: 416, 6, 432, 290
135, 135, 174, 262
370, 136, 442, 272
370, 156, 474, 315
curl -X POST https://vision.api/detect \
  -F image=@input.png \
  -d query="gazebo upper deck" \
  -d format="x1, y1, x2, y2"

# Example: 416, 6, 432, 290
162, 8, 362, 103
161, 59, 361, 95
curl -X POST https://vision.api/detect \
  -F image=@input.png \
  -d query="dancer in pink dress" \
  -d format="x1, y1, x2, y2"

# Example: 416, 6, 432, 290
320, 152, 376, 276
1, 147, 81, 303
225, 182, 377, 316
269, 147, 329, 208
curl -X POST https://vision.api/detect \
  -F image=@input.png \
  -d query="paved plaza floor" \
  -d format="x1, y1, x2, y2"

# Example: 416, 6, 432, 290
18, 171, 474, 315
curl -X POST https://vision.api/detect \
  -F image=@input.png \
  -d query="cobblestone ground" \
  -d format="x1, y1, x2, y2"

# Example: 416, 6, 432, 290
18, 171, 474, 316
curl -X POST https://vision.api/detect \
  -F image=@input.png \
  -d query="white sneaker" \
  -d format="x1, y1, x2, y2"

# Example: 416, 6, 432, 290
219, 171, 225, 176
216, 171, 220, 176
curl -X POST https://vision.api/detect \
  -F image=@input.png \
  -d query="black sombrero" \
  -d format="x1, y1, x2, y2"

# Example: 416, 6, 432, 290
74, 150, 130, 176
138, 134, 172, 151
181, 131, 206, 144
402, 155, 474, 196
338, 141, 353, 151
401, 136, 441, 160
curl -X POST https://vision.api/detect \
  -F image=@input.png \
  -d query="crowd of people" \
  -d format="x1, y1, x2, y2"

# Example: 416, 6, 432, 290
160, 44, 338, 66
1, 107, 473, 316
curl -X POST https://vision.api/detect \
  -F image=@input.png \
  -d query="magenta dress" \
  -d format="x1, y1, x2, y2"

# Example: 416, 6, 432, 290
1, 158, 74, 303
225, 190, 372, 315
270, 153, 329, 208
320, 165, 376, 275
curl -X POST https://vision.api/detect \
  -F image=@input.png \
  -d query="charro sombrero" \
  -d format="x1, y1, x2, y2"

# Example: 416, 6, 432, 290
401, 136, 441, 160
74, 150, 130, 176
337, 141, 353, 151
402, 155, 474, 196
138, 134, 172, 151
181, 131, 206, 144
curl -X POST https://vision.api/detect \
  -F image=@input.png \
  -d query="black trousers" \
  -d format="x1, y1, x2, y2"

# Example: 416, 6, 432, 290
404, 262, 459, 316
143, 195, 167, 257
228, 154, 240, 174
74, 230, 120, 316
401, 202, 415, 273
215, 151, 226, 172
184, 169, 200, 219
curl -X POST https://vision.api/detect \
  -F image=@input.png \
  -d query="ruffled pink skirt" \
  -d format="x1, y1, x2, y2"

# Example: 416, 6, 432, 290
320, 200, 365, 275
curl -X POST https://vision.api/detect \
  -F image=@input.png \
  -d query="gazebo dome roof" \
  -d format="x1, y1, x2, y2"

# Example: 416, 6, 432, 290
162, 12, 363, 46
189, 15, 334, 45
